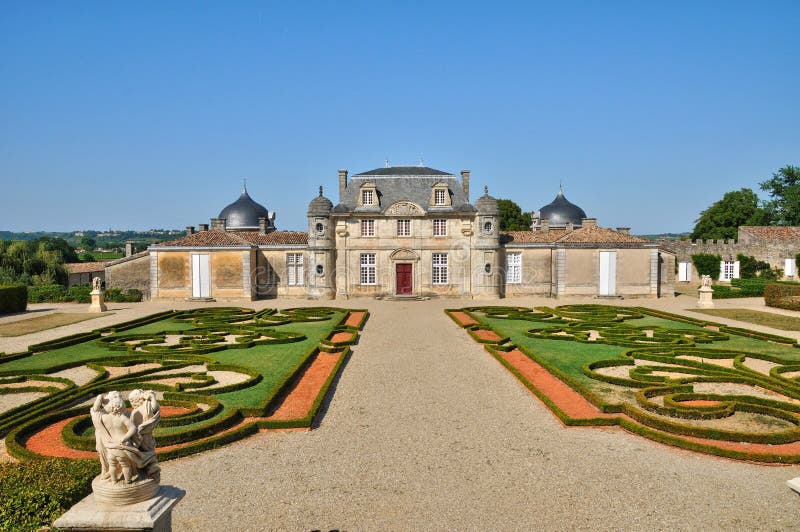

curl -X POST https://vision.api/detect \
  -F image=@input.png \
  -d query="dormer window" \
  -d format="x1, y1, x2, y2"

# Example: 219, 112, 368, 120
430, 183, 451, 207
359, 183, 379, 207
362, 189, 374, 206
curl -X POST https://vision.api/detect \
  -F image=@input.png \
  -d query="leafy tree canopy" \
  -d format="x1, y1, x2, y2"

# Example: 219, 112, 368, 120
497, 199, 532, 231
690, 188, 770, 241
760, 165, 800, 226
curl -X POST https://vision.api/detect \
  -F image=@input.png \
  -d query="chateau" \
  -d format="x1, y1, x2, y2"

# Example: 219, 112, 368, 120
138, 165, 676, 301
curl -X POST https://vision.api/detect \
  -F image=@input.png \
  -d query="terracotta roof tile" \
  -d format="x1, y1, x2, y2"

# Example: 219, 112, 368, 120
739, 226, 800, 242
65, 262, 108, 274
501, 226, 648, 245
152, 229, 308, 248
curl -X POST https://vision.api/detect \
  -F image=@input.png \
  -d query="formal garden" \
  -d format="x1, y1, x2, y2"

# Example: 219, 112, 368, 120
0, 306, 367, 528
448, 304, 800, 463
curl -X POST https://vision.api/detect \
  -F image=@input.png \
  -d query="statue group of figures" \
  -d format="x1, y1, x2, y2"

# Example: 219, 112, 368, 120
90, 390, 161, 486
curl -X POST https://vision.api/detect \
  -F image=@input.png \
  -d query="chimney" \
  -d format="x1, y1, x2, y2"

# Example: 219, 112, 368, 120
565, 222, 574, 232
198, 223, 209, 232
461, 170, 470, 201
124, 242, 135, 257
616, 227, 630, 235
541, 217, 550, 233
582, 218, 597, 228
258, 217, 268, 235
186, 226, 195, 235
211, 218, 227, 231
338, 169, 348, 202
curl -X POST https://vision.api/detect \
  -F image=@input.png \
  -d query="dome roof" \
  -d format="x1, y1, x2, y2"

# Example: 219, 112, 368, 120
474, 185, 499, 214
218, 186, 272, 230
308, 186, 333, 215
538, 189, 587, 226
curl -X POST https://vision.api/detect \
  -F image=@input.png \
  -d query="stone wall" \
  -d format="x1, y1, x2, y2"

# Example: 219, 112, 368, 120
105, 252, 150, 298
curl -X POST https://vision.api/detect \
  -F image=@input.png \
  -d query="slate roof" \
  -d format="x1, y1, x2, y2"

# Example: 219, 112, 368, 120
353, 166, 454, 177
334, 176, 474, 214
501, 226, 649, 246
218, 187, 273, 230
152, 230, 307, 248
739, 226, 800, 242
537, 190, 588, 226
65, 262, 108, 274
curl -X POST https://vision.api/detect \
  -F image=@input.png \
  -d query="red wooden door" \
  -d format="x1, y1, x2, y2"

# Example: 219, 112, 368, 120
396, 263, 413, 294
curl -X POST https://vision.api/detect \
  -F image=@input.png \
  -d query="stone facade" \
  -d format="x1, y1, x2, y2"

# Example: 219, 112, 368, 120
105, 252, 151, 298
658, 226, 800, 282
145, 165, 675, 301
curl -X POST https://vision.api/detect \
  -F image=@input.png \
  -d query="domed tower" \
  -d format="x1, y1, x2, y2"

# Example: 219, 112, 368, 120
215, 184, 275, 232
473, 185, 501, 299
534, 186, 587, 229
306, 186, 335, 299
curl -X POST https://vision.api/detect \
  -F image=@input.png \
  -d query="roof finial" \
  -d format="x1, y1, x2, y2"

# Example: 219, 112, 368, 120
419, 155, 424, 166
319, 185, 323, 197
243, 177, 247, 193
484, 184, 489, 195
559, 179, 563, 195
385, 158, 390, 168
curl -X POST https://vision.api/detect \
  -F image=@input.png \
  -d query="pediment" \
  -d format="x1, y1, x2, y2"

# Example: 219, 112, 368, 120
390, 249, 420, 262
386, 201, 424, 216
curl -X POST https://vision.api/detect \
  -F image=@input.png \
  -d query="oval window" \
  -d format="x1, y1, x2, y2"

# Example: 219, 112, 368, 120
316, 264, 324, 275
484, 263, 492, 274
484, 221, 493, 233
315, 223, 324, 233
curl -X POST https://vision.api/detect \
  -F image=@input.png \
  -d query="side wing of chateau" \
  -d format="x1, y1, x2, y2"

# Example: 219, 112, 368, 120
142, 165, 676, 300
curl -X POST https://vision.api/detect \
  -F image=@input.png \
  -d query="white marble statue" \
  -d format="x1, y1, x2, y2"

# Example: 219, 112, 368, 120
92, 276, 102, 292
701, 274, 712, 289
90, 391, 160, 487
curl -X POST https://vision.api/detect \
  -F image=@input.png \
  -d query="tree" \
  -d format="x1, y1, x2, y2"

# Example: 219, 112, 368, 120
690, 188, 770, 241
80, 236, 96, 251
760, 165, 800, 225
497, 199, 532, 231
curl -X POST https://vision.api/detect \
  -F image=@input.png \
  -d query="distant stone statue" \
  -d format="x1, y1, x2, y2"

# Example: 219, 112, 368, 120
698, 275, 714, 308
89, 276, 107, 312
90, 391, 161, 504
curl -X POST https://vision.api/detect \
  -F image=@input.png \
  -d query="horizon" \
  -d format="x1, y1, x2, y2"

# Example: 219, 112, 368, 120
1, 2, 798, 233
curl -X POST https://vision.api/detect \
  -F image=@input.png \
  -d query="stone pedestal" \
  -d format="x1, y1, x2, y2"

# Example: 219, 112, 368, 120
697, 286, 714, 309
788, 477, 800, 494
53, 485, 184, 532
89, 289, 108, 313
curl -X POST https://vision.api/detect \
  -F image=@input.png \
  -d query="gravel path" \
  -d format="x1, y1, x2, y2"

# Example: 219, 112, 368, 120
160, 298, 800, 530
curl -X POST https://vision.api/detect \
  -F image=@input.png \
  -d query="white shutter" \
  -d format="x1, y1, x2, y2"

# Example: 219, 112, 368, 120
678, 262, 690, 282
719, 261, 725, 281
786, 259, 796, 277
599, 251, 616, 296
733, 261, 740, 279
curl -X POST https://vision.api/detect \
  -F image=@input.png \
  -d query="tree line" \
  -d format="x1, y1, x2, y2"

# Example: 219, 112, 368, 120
691, 165, 800, 240
0, 238, 78, 286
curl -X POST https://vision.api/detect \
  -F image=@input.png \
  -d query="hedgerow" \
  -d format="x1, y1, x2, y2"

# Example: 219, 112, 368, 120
455, 304, 800, 463
0, 285, 27, 314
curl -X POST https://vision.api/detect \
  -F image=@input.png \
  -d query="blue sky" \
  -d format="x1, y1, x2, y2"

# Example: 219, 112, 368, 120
1, 1, 798, 233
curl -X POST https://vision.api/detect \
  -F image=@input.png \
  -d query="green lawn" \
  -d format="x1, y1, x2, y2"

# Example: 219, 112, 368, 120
692, 308, 800, 332
0, 312, 108, 337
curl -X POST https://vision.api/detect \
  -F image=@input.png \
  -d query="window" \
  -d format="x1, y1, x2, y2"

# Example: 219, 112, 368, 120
361, 189, 374, 206
433, 219, 447, 236
786, 258, 797, 277
483, 220, 493, 233
432, 253, 448, 285
722, 260, 736, 281
361, 219, 375, 237
360, 253, 376, 285
287, 253, 304, 286
397, 219, 411, 236
678, 262, 692, 282
506, 252, 522, 284
315, 222, 324, 234
434, 188, 447, 205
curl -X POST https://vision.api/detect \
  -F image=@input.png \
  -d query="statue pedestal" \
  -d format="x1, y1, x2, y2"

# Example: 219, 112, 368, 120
697, 286, 714, 309
89, 289, 108, 313
54, 484, 184, 532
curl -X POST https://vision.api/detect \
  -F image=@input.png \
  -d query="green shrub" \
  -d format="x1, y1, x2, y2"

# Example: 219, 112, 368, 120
105, 287, 143, 302
765, 283, 800, 311
26, 284, 66, 303
0, 285, 27, 314
737, 254, 771, 278
0, 458, 99, 530
691, 253, 721, 279
66, 285, 92, 303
